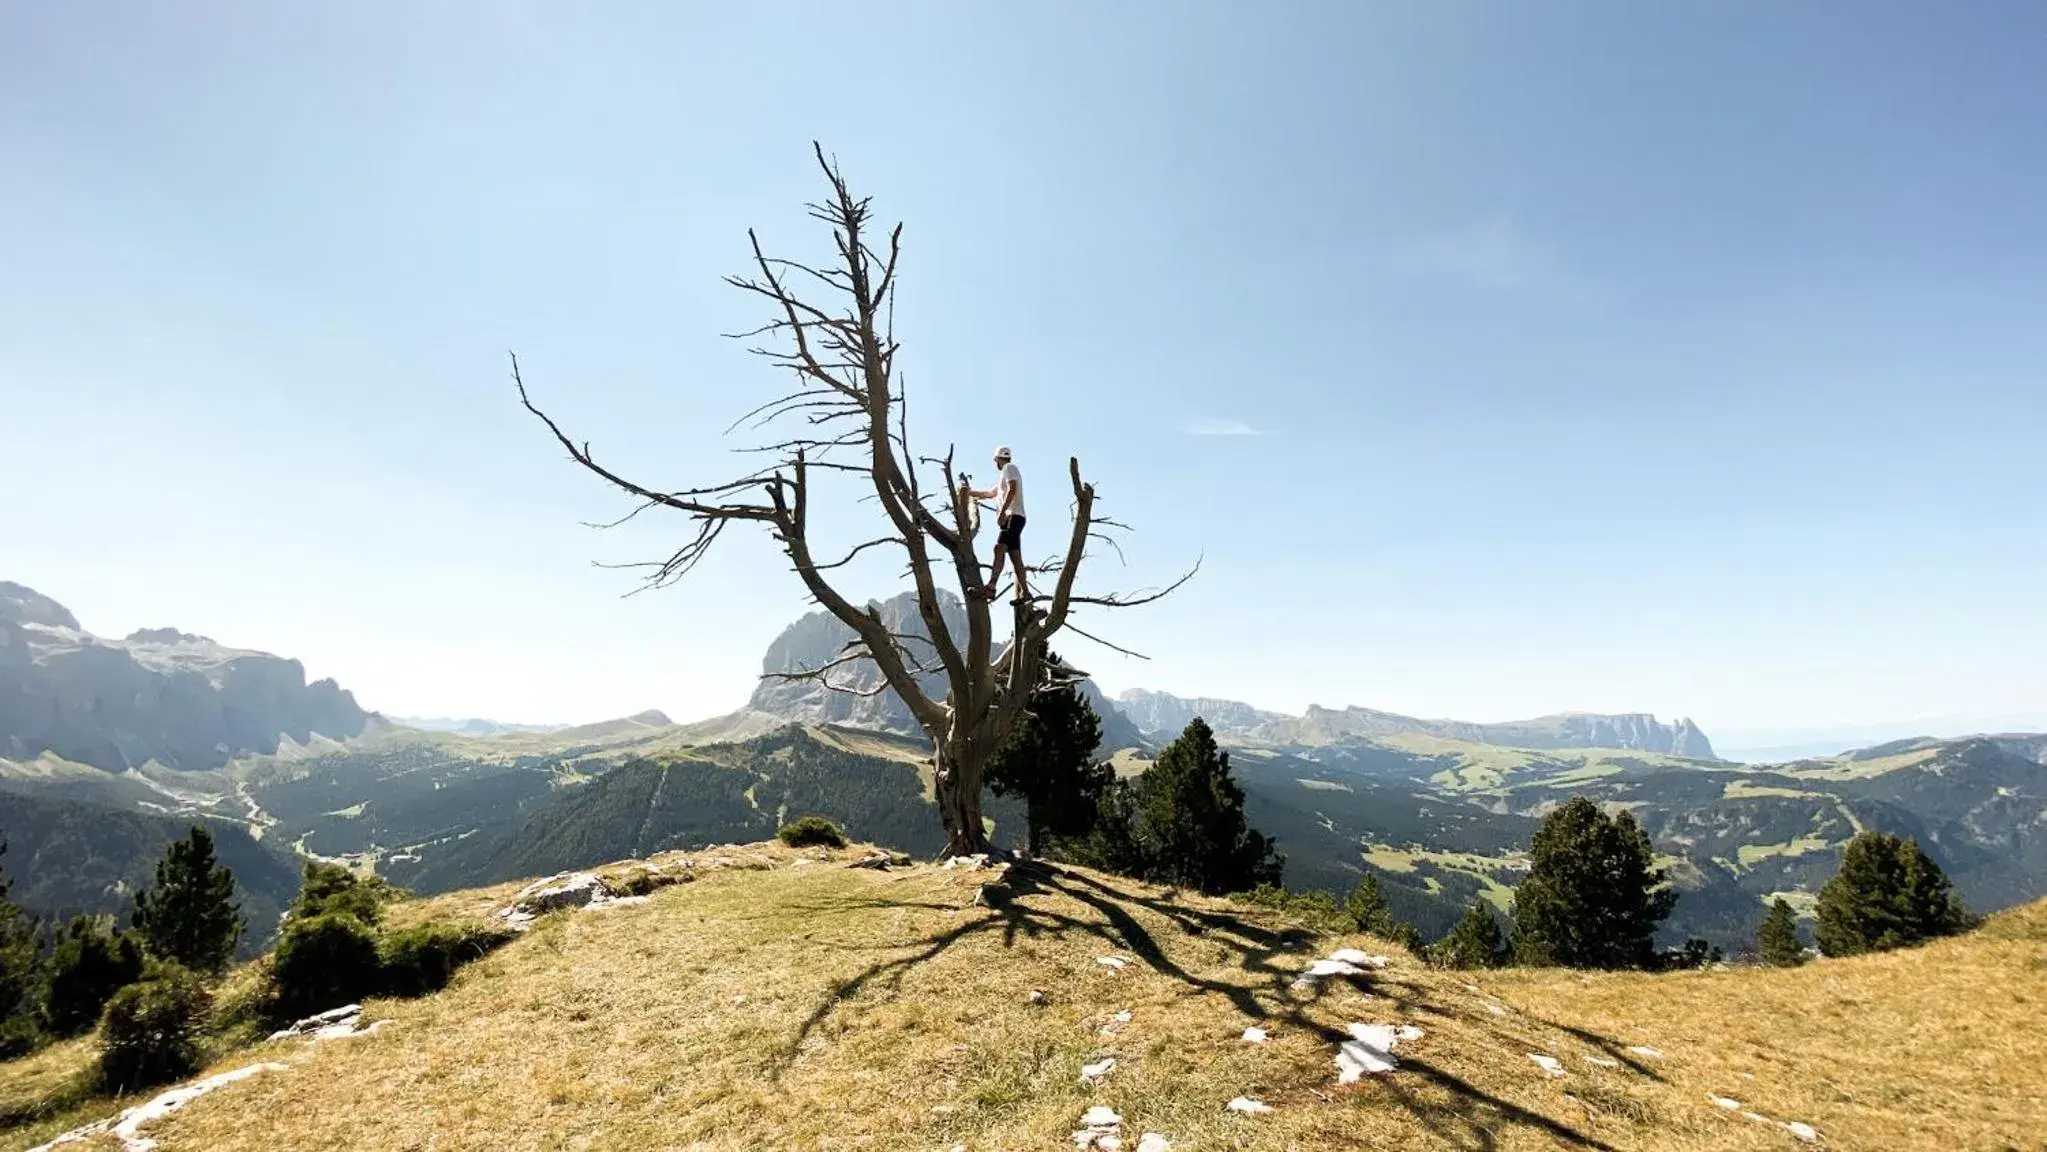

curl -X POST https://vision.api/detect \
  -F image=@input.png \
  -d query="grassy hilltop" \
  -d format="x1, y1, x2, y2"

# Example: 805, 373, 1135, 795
4, 840, 2042, 1151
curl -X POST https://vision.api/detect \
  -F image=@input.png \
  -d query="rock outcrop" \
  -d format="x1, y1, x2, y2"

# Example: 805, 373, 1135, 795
0, 581, 369, 772
1115, 689, 1285, 741
746, 591, 1148, 752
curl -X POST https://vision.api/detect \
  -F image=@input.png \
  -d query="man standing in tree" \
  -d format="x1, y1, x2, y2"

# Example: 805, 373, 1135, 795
963, 445, 1029, 604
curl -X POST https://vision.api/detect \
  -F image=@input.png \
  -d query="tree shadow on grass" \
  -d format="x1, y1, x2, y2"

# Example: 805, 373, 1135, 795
772, 861, 1625, 1150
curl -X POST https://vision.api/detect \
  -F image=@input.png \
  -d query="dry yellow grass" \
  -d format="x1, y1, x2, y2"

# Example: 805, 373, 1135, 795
6, 842, 2042, 1151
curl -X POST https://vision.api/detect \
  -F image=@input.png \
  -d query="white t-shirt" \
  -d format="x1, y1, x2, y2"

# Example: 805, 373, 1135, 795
995, 461, 1025, 519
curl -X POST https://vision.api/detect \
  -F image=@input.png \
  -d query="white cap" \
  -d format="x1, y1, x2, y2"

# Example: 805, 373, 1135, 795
994, 445, 1012, 460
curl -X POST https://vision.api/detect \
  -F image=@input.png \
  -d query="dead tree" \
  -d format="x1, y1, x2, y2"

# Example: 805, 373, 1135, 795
515, 144, 1185, 857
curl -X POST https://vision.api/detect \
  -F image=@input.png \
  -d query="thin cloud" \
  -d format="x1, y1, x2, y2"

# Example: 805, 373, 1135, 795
1406, 216, 1566, 292
1181, 418, 1264, 437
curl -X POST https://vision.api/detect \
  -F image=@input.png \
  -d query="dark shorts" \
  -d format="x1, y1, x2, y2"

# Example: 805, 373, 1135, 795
996, 514, 1026, 550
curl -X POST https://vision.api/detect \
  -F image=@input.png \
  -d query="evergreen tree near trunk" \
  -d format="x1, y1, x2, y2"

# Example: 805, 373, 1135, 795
1813, 832, 1972, 957
1343, 873, 1424, 950
1431, 901, 1507, 970
516, 145, 1188, 858
984, 655, 1113, 857
1113, 719, 1283, 895
0, 837, 43, 1055
132, 826, 244, 975
1509, 797, 1675, 970
1075, 779, 1149, 878
1758, 897, 1806, 967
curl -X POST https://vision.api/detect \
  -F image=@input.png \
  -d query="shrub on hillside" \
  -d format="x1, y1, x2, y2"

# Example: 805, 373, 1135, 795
777, 816, 847, 849
42, 917, 146, 1038
0, 835, 40, 1057
1234, 884, 1351, 934
1758, 897, 1806, 967
1657, 937, 1723, 970
98, 967, 211, 1092
1430, 901, 1507, 970
378, 922, 514, 998
1344, 874, 1425, 950
287, 862, 399, 927
1814, 832, 1973, 957
0, 1015, 37, 1061
270, 913, 380, 1019
1509, 797, 1674, 970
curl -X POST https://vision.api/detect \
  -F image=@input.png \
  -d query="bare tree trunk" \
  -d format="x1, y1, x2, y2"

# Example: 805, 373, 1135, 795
934, 743, 991, 856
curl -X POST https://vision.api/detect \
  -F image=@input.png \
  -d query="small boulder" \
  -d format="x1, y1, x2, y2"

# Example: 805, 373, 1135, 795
514, 872, 608, 914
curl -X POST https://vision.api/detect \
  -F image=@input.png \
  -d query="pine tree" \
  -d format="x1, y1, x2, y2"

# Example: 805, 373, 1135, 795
1814, 832, 1972, 957
0, 836, 43, 1054
1509, 797, 1675, 969
132, 826, 244, 975
1431, 901, 1507, 970
1075, 779, 1149, 877
1758, 897, 1806, 967
1108, 719, 1284, 894
984, 658, 1114, 857
1343, 874, 1424, 949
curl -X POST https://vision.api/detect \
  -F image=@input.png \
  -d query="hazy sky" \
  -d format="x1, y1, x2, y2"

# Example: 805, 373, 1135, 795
4, 2, 2043, 743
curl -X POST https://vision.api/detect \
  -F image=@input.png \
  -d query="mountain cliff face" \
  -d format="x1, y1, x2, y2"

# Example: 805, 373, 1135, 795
1115, 689, 1286, 740
1113, 686, 1718, 759
1274, 705, 1718, 759
0, 581, 369, 772
745, 591, 1147, 752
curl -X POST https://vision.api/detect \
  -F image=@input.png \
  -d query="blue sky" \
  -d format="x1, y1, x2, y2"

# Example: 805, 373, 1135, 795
4, 2, 2043, 748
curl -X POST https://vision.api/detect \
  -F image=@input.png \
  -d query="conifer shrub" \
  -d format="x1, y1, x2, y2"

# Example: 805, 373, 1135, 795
1343, 874, 1425, 950
1814, 831, 1973, 956
287, 862, 398, 927
1234, 884, 1350, 933
98, 967, 211, 1092
270, 913, 380, 1019
42, 917, 146, 1038
378, 922, 514, 998
0, 1015, 37, 1061
777, 816, 848, 849
1758, 897, 1806, 966
1083, 720, 1283, 895
1509, 797, 1674, 969
1430, 901, 1507, 970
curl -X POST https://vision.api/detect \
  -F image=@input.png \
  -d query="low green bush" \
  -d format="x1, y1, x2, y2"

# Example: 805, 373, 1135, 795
98, 967, 211, 1092
287, 862, 400, 927
378, 922, 513, 998
776, 816, 847, 849
271, 913, 380, 1019
42, 917, 146, 1038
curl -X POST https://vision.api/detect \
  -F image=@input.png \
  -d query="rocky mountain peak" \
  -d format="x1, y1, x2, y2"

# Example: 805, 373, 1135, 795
0, 579, 369, 771
745, 590, 1146, 752
0, 581, 81, 630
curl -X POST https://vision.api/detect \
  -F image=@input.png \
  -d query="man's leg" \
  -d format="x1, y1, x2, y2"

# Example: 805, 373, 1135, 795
1007, 545, 1031, 602
984, 546, 1008, 598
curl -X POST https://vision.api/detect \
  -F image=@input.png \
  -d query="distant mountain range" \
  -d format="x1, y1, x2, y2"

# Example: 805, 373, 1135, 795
392, 717, 570, 737
5, 577, 2044, 958
1115, 689, 1718, 759
0, 581, 368, 772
